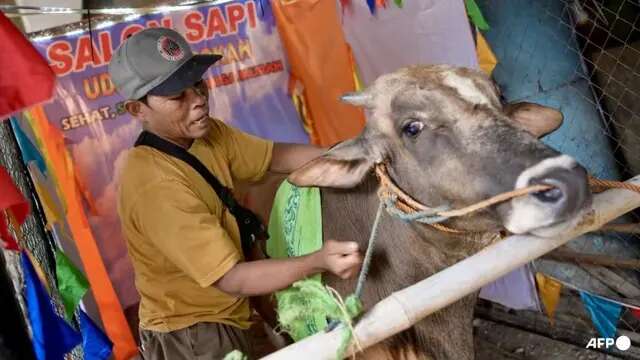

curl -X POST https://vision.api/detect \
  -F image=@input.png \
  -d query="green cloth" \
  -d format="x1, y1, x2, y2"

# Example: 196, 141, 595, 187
267, 181, 325, 341
465, 0, 490, 30
55, 248, 89, 320
223, 350, 248, 360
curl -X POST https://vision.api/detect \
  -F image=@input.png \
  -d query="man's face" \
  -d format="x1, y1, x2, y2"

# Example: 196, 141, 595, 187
135, 79, 211, 143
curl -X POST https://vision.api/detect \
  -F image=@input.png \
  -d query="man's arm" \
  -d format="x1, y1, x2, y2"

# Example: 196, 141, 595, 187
214, 240, 360, 297
269, 143, 327, 174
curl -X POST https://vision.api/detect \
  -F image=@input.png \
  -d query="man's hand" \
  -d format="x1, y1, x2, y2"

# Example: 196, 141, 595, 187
317, 240, 362, 280
269, 143, 327, 174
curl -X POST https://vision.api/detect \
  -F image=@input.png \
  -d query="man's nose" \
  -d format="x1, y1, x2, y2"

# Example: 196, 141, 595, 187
187, 86, 207, 106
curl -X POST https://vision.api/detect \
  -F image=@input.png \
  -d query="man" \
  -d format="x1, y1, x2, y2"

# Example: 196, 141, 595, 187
109, 28, 362, 359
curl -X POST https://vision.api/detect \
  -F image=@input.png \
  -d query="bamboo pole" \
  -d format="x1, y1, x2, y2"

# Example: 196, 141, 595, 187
543, 249, 640, 269
261, 175, 640, 360
599, 223, 640, 234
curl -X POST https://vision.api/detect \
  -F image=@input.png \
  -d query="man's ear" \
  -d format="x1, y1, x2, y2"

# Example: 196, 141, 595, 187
124, 100, 144, 118
505, 102, 563, 138
288, 138, 376, 188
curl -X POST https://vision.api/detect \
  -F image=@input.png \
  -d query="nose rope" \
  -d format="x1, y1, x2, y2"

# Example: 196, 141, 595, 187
589, 176, 640, 194
375, 163, 640, 234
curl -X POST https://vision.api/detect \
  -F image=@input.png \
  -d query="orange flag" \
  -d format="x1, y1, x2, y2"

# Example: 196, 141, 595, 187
535, 273, 563, 324
27, 107, 137, 359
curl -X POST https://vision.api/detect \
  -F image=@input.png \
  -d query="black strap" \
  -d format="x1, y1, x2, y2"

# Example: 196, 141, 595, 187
134, 130, 269, 257
134, 131, 241, 214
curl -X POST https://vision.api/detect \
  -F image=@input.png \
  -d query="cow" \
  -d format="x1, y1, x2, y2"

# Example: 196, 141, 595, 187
282, 65, 592, 359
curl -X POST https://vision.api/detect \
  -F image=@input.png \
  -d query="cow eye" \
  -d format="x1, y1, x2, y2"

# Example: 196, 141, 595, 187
402, 120, 424, 138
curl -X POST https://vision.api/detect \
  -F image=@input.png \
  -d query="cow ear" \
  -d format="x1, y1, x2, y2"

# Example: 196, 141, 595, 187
505, 102, 563, 138
288, 139, 375, 188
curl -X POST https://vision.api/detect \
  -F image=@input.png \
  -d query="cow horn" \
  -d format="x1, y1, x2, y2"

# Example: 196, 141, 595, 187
340, 92, 372, 107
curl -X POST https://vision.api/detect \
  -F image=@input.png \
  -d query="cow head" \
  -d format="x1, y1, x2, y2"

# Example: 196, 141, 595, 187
289, 65, 591, 237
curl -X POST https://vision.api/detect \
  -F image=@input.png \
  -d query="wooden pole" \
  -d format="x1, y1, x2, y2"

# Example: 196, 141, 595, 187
261, 175, 640, 360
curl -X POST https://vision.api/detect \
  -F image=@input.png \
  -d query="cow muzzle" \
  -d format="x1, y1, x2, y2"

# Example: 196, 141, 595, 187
501, 155, 592, 236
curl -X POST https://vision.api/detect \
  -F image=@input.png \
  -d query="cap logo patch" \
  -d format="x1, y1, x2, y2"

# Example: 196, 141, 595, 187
157, 36, 184, 61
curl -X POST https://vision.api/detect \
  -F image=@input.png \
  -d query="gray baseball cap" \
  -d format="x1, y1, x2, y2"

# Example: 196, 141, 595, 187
109, 27, 222, 100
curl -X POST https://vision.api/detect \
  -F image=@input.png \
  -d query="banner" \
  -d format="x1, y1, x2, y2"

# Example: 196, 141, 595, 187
29, 0, 308, 318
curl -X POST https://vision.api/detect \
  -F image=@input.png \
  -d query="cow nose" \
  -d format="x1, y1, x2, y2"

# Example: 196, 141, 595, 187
528, 166, 589, 216
501, 154, 592, 235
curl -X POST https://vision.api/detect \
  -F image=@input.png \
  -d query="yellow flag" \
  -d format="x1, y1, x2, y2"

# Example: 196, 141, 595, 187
23, 111, 69, 213
476, 32, 497, 75
535, 272, 563, 324
28, 163, 63, 228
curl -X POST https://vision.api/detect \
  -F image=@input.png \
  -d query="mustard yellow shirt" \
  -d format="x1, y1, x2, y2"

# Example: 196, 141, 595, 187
118, 118, 273, 332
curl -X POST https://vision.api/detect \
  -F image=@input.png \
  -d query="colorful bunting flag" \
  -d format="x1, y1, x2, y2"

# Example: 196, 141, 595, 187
0, 12, 55, 119
366, 0, 376, 14
55, 249, 89, 320
10, 117, 47, 174
26, 106, 140, 359
580, 291, 622, 339
0, 165, 29, 251
480, 266, 540, 311
21, 251, 82, 360
631, 308, 640, 320
464, 0, 490, 31
535, 273, 562, 324
0, 212, 19, 250
79, 310, 113, 360
0, 165, 29, 225
29, 163, 63, 227
476, 32, 497, 75
341, 0, 402, 10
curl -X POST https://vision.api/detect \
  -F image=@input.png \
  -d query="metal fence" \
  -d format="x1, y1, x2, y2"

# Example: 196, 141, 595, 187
476, 1, 640, 358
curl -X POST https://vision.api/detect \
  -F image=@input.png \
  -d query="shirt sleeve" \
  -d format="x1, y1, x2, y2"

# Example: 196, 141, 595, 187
132, 180, 241, 287
215, 120, 274, 183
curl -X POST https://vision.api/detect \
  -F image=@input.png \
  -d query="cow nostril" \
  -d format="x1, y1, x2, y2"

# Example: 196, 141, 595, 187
532, 187, 563, 203
529, 176, 567, 204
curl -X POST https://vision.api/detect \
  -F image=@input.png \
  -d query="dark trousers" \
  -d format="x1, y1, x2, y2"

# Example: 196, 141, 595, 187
140, 322, 252, 360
